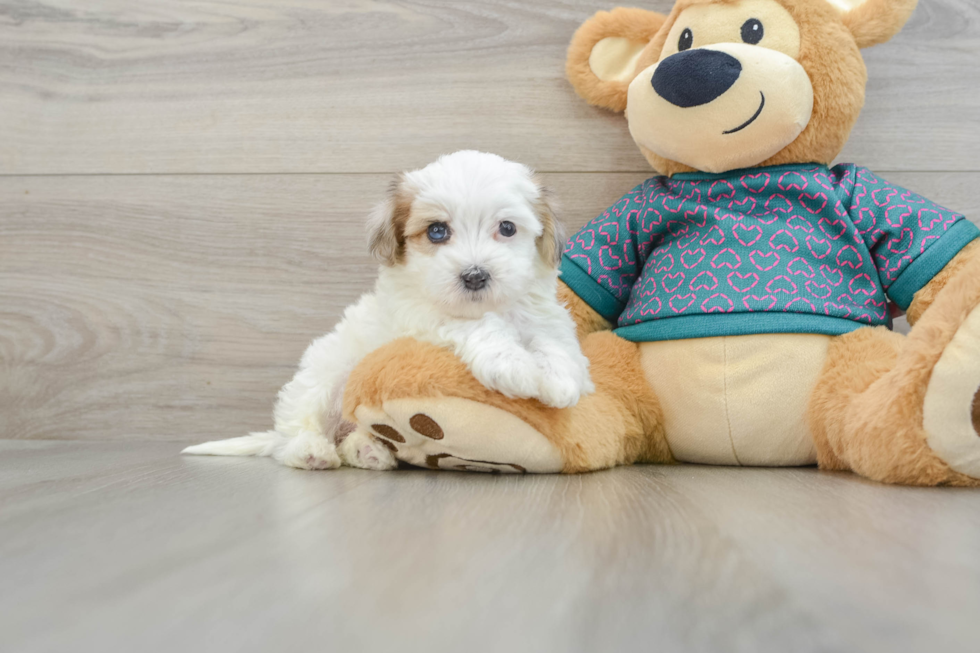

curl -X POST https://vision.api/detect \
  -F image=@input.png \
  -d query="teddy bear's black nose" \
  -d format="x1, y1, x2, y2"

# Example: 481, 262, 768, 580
652, 49, 742, 108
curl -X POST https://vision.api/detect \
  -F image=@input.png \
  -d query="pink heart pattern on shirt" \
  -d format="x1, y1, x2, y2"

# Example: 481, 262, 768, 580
575, 165, 972, 331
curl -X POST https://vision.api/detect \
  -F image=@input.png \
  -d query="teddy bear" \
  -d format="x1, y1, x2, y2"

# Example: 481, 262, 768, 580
340, 0, 980, 486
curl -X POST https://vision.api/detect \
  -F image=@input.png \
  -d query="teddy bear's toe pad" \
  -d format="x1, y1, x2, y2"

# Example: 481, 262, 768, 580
354, 397, 563, 473
924, 304, 980, 478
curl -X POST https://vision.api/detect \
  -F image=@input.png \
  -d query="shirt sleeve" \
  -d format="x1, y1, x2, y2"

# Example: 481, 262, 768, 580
559, 180, 658, 322
837, 165, 980, 310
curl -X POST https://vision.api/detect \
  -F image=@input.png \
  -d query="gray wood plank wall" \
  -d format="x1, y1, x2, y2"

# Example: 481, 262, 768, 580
2, 0, 978, 442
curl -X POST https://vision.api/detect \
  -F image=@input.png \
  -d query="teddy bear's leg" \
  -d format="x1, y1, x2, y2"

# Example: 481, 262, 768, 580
807, 256, 980, 485
342, 333, 671, 473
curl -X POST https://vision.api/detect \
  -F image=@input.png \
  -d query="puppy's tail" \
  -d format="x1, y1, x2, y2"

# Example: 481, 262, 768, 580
182, 431, 285, 458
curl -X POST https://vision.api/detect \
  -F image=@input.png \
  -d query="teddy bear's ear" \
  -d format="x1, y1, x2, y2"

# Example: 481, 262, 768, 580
834, 0, 918, 49
566, 7, 668, 112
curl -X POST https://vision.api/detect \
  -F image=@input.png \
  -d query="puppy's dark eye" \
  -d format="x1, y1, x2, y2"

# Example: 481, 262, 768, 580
427, 222, 450, 243
499, 221, 517, 238
741, 19, 764, 45
678, 28, 694, 51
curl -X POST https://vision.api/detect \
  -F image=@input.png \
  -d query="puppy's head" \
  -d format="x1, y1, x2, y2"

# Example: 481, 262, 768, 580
367, 150, 564, 318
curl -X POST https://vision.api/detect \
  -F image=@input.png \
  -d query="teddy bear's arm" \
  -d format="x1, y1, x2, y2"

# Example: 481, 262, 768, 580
840, 166, 980, 321
558, 279, 613, 341
906, 239, 980, 326
557, 180, 666, 337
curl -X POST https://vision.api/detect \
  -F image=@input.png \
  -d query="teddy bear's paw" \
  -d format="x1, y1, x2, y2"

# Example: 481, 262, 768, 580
353, 397, 564, 474
276, 430, 342, 470
337, 427, 398, 471
922, 303, 980, 479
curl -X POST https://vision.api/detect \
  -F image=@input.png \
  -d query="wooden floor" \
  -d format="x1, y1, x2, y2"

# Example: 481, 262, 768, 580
1, 440, 979, 653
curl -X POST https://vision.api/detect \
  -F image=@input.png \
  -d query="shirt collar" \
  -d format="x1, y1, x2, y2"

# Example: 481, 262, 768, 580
670, 162, 829, 182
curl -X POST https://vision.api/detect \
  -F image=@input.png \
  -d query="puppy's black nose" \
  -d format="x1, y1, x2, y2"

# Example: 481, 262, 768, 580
460, 267, 490, 291
652, 49, 742, 108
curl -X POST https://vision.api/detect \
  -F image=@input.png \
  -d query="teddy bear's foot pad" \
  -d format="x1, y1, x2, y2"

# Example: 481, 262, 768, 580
354, 397, 564, 473
923, 304, 980, 478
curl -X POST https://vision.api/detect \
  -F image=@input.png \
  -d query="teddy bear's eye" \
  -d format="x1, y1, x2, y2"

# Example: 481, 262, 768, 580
741, 18, 764, 45
678, 28, 694, 52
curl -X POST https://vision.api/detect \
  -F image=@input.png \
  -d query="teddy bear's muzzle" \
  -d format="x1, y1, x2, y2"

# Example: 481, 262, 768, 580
626, 43, 813, 174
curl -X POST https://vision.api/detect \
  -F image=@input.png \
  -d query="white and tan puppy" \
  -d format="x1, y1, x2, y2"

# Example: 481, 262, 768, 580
183, 151, 593, 471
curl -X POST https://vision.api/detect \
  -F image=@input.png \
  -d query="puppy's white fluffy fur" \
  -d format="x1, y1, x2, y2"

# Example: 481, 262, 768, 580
183, 151, 593, 470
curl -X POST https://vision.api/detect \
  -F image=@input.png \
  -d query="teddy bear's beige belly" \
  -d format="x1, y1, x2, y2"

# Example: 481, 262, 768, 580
639, 333, 830, 466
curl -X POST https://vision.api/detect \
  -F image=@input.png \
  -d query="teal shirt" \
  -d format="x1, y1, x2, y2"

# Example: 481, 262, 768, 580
561, 163, 979, 341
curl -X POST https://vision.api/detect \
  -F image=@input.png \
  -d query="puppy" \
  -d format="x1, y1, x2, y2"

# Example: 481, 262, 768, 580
183, 150, 593, 470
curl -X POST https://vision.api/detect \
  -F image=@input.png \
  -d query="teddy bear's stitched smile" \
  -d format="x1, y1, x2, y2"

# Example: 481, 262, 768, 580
723, 91, 766, 134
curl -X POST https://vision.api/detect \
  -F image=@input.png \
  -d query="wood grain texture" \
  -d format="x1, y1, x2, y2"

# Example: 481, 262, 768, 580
2, 171, 977, 442
1, 440, 979, 653
1, 0, 978, 174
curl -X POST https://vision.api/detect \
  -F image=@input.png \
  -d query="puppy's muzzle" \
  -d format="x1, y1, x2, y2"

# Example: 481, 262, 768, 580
460, 267, 490, 291
652, 49, 742, 108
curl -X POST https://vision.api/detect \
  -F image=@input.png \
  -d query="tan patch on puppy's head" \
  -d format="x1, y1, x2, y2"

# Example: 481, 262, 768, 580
400, 200, 451, 259
366, 175, 415, 266
532, 180, 566, 269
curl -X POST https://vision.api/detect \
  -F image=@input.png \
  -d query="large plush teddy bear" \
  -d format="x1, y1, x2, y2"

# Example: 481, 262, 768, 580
341, 0, 980, 485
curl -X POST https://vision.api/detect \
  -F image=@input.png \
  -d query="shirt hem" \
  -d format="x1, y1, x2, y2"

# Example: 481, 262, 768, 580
614, 313, 872, 342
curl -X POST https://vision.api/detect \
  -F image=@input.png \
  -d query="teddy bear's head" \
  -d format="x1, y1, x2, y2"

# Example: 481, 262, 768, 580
567, 0, 917, 175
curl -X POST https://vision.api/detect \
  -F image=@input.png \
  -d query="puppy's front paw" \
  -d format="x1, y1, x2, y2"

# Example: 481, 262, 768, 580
472, 350, 543, 400
278, 430, 342, 470
536, 354, 595, 409
338, 428, 398, 471
536, 373, 582, 409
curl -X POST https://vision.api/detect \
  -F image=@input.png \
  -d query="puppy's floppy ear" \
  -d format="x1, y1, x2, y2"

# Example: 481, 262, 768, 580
566, 7, 668, 112
533, 182, 567, 269
366, 175, 412, 266
837, 0, 918, 49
